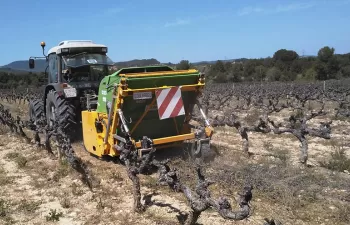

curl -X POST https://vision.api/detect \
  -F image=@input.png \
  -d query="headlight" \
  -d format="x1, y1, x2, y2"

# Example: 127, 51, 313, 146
61, 48, 69, 53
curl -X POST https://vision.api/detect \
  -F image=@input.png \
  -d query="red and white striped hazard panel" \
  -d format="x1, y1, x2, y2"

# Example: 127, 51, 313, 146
155, 87, 185, 120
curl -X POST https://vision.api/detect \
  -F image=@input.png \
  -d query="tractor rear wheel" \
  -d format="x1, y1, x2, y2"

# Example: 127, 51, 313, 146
45, 90, 77, 140
29, 99, 44, 129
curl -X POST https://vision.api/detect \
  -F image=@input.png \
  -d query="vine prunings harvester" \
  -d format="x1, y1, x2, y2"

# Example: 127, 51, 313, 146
28, 40, 215, 159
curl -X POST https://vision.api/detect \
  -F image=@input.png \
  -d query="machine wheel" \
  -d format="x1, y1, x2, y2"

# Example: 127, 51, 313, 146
45, 90, 77, 139
29, 99, 44, 128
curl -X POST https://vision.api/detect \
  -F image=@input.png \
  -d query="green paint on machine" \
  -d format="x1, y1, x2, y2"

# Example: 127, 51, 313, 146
95, 65, 201, 141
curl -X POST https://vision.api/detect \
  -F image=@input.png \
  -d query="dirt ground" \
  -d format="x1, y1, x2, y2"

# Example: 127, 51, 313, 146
0, 100, 350, 225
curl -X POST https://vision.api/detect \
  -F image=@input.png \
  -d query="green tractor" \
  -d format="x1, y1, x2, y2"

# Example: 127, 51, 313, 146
28, 40, 114, 138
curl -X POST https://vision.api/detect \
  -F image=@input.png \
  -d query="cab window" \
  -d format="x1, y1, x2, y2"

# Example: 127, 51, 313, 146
48, 54, 58, 83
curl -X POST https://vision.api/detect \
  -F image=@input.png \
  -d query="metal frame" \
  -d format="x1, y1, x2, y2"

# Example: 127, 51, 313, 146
99, 72, 212, 157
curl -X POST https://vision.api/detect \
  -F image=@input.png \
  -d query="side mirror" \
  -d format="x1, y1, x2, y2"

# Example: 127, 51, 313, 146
29, 59, 35, 69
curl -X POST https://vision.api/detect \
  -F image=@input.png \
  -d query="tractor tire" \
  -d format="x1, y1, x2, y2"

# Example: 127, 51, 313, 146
29, 99, 44, 129
45, 90, 77, 140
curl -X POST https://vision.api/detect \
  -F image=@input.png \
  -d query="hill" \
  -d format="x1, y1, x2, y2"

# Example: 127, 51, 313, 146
0, 59, 48, 73
1, 58, 175, 72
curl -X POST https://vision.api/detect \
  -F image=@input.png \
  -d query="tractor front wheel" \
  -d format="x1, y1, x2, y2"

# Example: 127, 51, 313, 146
45, 90, 77, 140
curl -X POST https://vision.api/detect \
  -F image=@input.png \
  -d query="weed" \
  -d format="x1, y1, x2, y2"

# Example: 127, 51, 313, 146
0, 126, 9, 135
263, 141, 274, 151
272, 149, 290, 164
293, 109, 304, 119
143, 175, 158, 189
110, 171, 123, 182
60, 197, 71, 209
5, 152, 27, 168
0, 166, 14, 186
71, 183, 84, 196
15, 155, 28, 168
0, 199, 7, 217
263, 141, 290, 164
335, 203, 350, 223
5, 152, 19, 160
45, 209, 63, 222
320, 145, 350, 172
17, 199, 41, 213
53, 159, 71, 182
0, 199, 14, 224
96, 197, 105, 210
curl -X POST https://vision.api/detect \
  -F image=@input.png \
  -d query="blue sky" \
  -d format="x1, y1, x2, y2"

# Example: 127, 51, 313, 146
0, 0, 350, 65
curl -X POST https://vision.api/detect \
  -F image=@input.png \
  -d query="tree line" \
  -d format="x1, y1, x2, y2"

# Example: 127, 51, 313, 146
176, 46, 350, 83
0, 71, 46, 89
1, 45, 349, 88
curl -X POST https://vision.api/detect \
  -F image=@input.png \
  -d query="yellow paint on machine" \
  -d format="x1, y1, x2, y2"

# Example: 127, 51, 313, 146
82, 109, 197, 158
119, 69, 198, 78
82, 111, 106, 157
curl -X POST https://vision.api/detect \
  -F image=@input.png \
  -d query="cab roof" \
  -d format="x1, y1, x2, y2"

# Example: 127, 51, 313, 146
47, 40, 107, 55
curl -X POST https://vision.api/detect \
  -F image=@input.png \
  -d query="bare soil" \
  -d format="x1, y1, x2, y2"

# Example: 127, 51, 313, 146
1, 100, 350, 225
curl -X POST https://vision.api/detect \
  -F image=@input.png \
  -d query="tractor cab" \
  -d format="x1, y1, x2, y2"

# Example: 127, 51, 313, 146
29, 40, 114, 86
49, 41, 113, 85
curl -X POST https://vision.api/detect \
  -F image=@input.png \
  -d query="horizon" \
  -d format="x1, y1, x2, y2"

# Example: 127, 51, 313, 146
1, 54, 323, 67
1, 0, 350, 65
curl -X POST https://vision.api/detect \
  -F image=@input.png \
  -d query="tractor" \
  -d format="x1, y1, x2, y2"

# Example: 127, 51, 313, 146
29, 40, 215, 159
28, 40, 114, 139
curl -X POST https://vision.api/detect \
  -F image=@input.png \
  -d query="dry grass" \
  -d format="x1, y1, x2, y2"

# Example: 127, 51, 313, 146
0, 198, 15, 225
5, 152, 28, 168
319, 144, 350, 172
16, 199, 41, 213
0, 166, 14, 186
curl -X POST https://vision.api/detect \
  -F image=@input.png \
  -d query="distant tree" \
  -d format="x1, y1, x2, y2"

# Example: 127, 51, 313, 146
231, 63, 244, 81
211, 60, 226, 73
303, 68, 317, 81
263, 57, 274, 68
318, 46, 335, 63
315, 46, 339, 80
176, 60, 192, 70
315, 61, 327, 80
243, 60, 258, 78
275, 60, 288, 71
280, 71, 297, 81
266, 67, 282, 81
291, 60, 302, 73
273, 49, 299, 62
341, 65, 350, 77
254, 65, 267, 81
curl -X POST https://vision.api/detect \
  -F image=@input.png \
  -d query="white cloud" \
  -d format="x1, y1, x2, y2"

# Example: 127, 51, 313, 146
237, 2, 316, 16
274, 3, 315, 12
238, 7, 264, 16
164, 19, 190, 27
